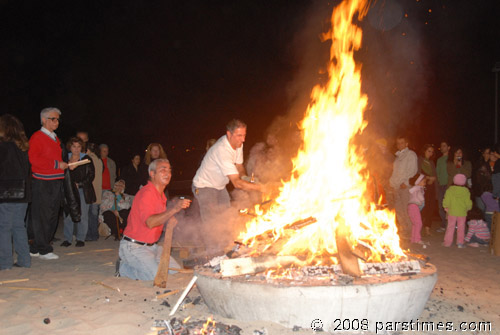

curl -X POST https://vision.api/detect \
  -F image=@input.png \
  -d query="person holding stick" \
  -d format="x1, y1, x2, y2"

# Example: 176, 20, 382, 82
118, 159, 191, 280
99, 180, 133, 240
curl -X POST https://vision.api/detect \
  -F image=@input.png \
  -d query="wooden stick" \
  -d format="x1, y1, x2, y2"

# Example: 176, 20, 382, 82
155, 289, 180, 299
66, 252, 83, 255
0, 278, 29, 285
92, 249, 114, 252
154, 219, 176, 288
68, 159, 91, 167
169, 276, 198, 316
93, 280, 121, 293
5, 286, 48, 291
168, 268, 194, 274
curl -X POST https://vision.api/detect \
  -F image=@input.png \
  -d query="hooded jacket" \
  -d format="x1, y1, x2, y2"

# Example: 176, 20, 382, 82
442, 185, 472, 217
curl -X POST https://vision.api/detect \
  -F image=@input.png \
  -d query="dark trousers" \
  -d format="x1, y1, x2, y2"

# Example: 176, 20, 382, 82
103, 209, 129, 238
30, 178, 63, 255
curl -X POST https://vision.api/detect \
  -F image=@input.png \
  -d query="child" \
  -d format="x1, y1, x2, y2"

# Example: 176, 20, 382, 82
480, 188, 499, 231
408, 174, 427, 244
442, 174, 473, 248
465, 207, 491, 247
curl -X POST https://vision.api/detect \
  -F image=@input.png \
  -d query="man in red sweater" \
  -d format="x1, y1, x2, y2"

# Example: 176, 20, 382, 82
28, 107, 68, 260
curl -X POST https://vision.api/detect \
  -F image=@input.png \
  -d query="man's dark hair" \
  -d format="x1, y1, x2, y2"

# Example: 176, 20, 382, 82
226, 119, 247, 133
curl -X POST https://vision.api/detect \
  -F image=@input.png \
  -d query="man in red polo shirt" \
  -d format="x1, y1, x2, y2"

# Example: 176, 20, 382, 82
118, 159, 191, 280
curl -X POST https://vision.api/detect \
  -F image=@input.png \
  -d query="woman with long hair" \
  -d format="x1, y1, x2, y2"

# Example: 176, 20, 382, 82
0, 114, 31, 269
418, 144, 438, 236
447, 146, 472, 186
140, 143, 167, 186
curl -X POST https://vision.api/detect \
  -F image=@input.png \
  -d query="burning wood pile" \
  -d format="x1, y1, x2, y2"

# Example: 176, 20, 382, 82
204, 0, 415, 282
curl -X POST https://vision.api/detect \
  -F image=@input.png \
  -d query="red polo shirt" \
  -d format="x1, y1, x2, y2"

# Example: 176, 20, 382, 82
124, 181, 167, 243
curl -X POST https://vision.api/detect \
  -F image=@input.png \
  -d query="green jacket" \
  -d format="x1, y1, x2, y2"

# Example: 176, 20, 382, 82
442, 185, 472, 217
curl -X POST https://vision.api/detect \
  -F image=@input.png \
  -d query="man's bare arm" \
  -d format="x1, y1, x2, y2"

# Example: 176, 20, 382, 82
228, 174, 262, 192
145, 199, 191, 229
236, 163, 246, 177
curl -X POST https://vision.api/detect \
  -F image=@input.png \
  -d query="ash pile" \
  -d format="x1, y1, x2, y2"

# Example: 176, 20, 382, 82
151, 317, 241, 335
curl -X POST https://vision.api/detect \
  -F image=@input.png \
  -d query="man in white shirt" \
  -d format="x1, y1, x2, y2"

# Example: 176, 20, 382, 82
389, 135, 418, 237
193, 119, 262, 248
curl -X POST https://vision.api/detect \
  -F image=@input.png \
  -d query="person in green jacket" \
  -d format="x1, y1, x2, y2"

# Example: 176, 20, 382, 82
442, 174, 472, 248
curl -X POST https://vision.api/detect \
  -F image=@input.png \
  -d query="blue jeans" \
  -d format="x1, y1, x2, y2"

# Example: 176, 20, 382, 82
63, 188, 89, 242
0, 202, 30, 269
86, 203, 100, 241
118, 239, 180, 280
469, 235, 489, 245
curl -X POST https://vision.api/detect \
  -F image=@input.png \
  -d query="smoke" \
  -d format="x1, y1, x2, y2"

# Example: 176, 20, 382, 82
266, 0, 429, 149
360, 0, 429, 144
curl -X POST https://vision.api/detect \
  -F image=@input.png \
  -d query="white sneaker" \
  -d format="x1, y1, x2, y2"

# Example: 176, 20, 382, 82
39, 252, 59, 260
30, 252, 40, 257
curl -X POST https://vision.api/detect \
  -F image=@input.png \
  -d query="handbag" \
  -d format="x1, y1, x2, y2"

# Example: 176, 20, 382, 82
0, 179, 25, 200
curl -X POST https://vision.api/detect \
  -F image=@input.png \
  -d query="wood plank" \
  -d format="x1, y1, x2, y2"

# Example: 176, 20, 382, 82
220, 255, 305, 277
154, 219, 176, 288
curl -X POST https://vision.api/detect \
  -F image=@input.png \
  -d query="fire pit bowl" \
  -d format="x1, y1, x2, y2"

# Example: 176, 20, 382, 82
195, 264, 437, 334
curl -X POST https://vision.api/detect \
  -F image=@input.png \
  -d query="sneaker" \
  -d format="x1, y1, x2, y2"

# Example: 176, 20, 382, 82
39, 252, 59, 260
417, 240, 430, 246
436, 227, 446, 233
457, 244, 465, 249
30, 252, 40, 257
467, 243, 479, 248
75, 241, 85, 247
60, 241, 71, 247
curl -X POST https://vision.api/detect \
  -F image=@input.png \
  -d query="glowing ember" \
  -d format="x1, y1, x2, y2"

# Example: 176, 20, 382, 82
238, 0, 406, 270
196, 316, 216, 335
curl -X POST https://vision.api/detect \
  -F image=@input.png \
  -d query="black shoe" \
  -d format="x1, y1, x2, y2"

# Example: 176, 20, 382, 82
13, 263, 21, 267
75, 241, 85, 247
60, 241, 71, 247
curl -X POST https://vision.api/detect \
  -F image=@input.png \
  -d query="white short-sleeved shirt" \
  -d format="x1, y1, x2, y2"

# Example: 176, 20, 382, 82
193, 135, 243, 190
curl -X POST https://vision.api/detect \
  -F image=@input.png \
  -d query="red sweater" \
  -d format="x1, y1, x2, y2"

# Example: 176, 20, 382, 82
28, 130, 64, 180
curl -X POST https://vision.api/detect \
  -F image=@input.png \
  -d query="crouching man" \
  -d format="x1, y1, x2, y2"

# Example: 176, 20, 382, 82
118, 159, 191, 280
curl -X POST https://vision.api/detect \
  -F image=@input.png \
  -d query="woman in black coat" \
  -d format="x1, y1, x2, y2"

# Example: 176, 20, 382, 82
0, 114, 31, 269
61, 137, 95, 247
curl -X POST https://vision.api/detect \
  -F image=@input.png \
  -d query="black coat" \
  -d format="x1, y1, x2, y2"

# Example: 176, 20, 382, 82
0, 141, 31, 203
63, 154, 96, 221
120, 163, 142, 195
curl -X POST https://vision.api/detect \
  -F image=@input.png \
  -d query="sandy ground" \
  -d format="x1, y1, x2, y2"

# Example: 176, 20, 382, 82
1, 222, 499, 335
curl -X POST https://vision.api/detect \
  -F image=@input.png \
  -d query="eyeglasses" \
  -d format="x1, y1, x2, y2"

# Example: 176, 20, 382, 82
47, 117, 60, 122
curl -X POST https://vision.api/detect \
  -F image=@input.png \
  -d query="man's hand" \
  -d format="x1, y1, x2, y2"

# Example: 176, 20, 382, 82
59, 161, 68, 170
174, 198, 192, 212
167, 216, 179, 229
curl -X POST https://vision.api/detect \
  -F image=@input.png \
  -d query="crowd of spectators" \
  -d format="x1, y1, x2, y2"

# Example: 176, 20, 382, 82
0, 108, 498, 272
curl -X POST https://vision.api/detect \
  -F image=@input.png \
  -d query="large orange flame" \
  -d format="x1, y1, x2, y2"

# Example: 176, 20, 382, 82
238, 0, 405, 267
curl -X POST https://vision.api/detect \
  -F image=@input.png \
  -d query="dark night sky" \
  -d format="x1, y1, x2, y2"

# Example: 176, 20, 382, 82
2, 0, 500, 177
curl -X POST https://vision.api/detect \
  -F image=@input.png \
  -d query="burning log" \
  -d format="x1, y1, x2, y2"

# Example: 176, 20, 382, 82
237, 216, 317, 245
220, 255, 305, 277
335, 221, 362, 277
